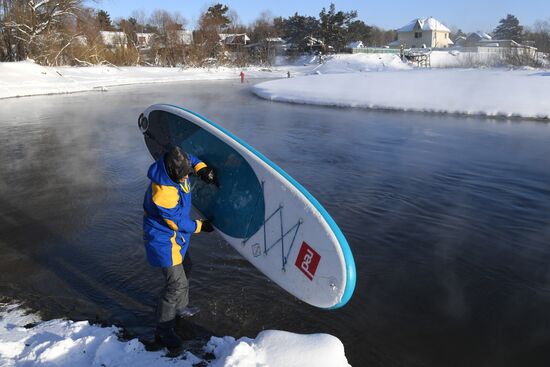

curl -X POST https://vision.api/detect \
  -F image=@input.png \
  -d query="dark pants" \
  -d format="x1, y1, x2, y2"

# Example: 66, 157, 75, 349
156, 253, 192, 327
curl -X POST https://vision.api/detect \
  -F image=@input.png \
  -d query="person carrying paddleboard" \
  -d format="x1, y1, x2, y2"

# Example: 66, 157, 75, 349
142, 146, 216, 351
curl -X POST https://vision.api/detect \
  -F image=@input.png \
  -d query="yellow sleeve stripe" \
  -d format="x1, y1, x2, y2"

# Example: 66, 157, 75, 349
194, 162, 207, 174
164, 218, 178, 231
152, 183, 179, 209
194, 220, 202, 234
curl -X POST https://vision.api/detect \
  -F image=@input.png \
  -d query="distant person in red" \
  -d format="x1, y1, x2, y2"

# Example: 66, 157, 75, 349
240, 70, 245, 83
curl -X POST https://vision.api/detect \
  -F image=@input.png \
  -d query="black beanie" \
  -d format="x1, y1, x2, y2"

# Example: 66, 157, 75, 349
164, 146, 192, 183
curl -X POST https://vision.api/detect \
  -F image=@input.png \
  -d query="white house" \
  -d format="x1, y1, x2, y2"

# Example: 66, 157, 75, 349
464, 31, 492, 46
393, 17, 452, 48
457, 32, 536, 55
100, 31, 127, 48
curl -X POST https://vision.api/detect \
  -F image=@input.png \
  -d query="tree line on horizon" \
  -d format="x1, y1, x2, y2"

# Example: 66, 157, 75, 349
0, 1, 548, 67
0, 1, 395, 66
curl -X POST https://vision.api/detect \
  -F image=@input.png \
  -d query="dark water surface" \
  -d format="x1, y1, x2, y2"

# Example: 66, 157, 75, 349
1, 80, 550, 366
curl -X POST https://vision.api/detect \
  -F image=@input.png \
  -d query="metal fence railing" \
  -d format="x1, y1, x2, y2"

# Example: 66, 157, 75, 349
350, 47, 400, 55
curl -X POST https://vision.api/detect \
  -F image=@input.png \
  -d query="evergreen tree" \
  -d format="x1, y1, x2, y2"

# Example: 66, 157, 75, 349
493, 14, 523, 42
202, 4, 231, 32
194, 3, 232, 61
451, 28, 467, 40
319, 3, 357, 52
281, 12, 321, 47
97, 10, 113, 31
346, 20, 372, 45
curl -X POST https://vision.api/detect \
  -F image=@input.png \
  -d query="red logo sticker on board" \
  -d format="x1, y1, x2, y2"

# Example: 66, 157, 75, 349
295, 241, 321, 281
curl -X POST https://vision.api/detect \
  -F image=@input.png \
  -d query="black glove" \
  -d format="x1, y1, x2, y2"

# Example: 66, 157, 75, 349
201, 219, 214, 233
197, 166, 215, 185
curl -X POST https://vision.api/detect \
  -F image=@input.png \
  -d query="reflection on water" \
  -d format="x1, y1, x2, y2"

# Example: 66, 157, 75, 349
1, 81, 550, 367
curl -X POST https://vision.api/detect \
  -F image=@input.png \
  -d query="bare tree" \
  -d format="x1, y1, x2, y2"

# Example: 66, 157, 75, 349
148, 9, 189, 66
249, 11, 280, 64
367, 26, 396, 47
130, 9, 146, 33
525, 19, 550, 54
1, 0, 82, 62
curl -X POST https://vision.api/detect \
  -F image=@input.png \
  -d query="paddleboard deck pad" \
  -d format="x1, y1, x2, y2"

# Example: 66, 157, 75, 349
139, 104, 356, 309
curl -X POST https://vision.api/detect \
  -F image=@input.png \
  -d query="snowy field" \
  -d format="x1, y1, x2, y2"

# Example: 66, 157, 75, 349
0, 303, 350, 367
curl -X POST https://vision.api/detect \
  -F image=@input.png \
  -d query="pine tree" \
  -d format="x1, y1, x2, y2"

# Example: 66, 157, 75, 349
493, 14, 523, 42
194, 3, 232, 61
346, 20, 372, 45
319, 3, 357, 52
97, 10, 113, 31
202, 4, 231, 32
453, 29, 466, 39
279, 13, 321, 49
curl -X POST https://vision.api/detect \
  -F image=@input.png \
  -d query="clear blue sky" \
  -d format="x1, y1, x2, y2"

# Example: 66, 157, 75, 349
91, 0, 550, 32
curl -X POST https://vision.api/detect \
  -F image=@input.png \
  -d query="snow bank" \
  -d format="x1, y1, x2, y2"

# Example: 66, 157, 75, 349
206, 331, 350, 367
430, 50, 503, 68
312, 53, 411, 74
0, 55, 406, 100
0, 303, 351, 367
6, 54, 546, 120
0, 60, 313, 99
253, 67, 550, 120
430, 50, 549, 68
273, 53, 409, 74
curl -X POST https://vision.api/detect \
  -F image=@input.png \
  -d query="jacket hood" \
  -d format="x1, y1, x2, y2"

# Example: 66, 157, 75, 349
147, 154, 176, 186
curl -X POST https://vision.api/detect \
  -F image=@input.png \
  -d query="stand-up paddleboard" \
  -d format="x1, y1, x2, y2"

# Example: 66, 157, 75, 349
138, 104, 356, 309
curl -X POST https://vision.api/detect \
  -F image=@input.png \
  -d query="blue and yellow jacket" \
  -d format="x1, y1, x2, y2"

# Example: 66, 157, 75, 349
142, 154, 207, 267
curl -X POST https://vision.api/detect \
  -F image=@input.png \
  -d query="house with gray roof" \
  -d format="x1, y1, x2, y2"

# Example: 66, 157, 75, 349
464, 31, 492, 47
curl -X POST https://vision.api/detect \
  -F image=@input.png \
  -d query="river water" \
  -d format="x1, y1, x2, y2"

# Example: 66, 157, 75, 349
0, 80, 549, 367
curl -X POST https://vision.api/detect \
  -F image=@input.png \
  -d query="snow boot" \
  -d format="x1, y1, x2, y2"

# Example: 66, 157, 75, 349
176, 305, 200, 319
155, 324, 183, 352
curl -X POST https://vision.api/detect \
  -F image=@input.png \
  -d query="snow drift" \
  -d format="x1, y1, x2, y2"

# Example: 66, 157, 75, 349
0, 303, 351, 367
252, 66, 550, 120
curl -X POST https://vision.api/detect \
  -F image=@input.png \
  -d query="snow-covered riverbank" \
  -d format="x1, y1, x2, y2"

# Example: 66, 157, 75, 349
252, 67, 550, 120
3, 54, 548, 120
0, 54, 404, 99
252, 52, 550, 120
0, 303, 350, 367
0, 60, 306, 99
